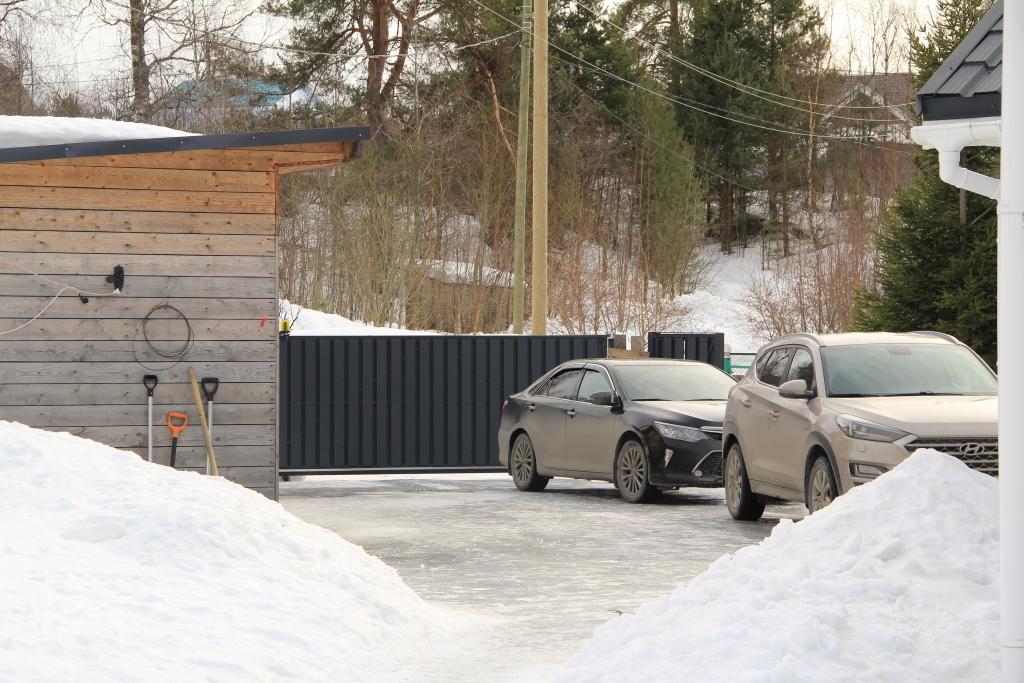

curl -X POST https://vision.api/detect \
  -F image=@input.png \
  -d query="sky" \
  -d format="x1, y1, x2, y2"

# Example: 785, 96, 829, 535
13, 0, 937, 106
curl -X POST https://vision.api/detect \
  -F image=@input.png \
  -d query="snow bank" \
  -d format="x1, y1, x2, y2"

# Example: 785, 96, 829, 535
0, 421, 439, 681
281, 299, 442, 336
0, 115, 195, 149
560, 450, 999, 683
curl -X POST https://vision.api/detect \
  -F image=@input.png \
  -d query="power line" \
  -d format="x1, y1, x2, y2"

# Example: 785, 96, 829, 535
468, 0, 910, 148
575, 0, 897, 112
555, 70, 884, 232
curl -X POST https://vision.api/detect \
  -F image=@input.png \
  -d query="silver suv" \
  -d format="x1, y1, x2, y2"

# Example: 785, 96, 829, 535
722, 331, 997, 520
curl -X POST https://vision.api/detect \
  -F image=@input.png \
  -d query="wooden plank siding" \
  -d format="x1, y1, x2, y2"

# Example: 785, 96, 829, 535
0, 143, 353, 500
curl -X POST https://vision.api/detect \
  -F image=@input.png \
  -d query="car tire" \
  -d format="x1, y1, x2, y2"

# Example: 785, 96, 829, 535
615, 439, 660, 504
724, 443, 765, 521
806, 456, 838, 514
511, 433, 549, 492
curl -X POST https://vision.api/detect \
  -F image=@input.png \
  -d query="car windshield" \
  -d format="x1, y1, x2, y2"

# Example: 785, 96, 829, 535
820, 344, 996, 397
616, 364, 736, 401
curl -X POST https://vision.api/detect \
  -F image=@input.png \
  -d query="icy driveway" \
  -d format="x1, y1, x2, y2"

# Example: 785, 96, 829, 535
280, 474, 805, 681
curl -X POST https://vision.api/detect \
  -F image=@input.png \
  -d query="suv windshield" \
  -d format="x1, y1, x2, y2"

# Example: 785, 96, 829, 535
820, 344, 996, 397
616, 364, 736, 401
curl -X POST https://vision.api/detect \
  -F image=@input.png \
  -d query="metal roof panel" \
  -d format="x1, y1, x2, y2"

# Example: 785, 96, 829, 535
966, 32, 1003, 67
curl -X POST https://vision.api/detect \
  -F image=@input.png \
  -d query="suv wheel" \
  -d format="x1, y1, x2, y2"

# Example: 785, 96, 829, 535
806, 456, 837, 513
724, 443, 765, 521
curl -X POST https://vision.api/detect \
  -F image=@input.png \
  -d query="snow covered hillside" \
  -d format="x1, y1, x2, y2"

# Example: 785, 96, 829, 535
559, 450, 1000, 683
0, 421, 440, 682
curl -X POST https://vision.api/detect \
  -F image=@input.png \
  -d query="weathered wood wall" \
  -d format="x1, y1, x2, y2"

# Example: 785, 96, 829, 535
0, 141, 357, 499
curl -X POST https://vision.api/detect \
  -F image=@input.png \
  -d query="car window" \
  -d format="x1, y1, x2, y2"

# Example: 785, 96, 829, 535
576, 369, 612, 402
544, 369, 583, 399
758, 348, 791, 387
786, 347, 815, 387
820, 344, 997, 396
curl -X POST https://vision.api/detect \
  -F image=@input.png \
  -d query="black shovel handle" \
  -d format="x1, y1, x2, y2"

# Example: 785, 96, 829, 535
143, 374, 158, 397
201, 377, 219, 402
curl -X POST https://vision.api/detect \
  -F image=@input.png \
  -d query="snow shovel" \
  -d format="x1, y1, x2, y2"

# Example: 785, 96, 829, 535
201, 377, 219, 475
143, 375, 158, 462
167, 412, 187, 468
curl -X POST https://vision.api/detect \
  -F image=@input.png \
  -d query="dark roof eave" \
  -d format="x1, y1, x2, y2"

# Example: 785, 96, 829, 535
918, 92, 1002, 121
0, 125, 371, 164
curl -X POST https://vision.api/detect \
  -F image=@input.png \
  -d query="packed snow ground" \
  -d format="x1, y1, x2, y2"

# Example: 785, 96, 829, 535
560, 450, 1000, 683
0, 421, 445, 682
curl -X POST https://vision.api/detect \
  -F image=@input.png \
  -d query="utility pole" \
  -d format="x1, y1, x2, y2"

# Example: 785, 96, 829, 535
530, 0, 548, 335
512, 0, 532, 335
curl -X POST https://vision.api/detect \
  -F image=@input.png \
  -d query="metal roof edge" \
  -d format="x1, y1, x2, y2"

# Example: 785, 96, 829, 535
919, 91, 1001, 121
0, 125, 371, 164
917, 0, 1003, 113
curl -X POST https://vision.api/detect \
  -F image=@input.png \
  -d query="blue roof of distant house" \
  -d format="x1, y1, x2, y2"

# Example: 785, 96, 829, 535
917, 0, 1003, 121
166, 79, 308, 108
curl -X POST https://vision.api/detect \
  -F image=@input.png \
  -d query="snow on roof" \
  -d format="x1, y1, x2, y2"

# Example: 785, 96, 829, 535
562, 450, 999, 682
0, 115, 195, 150
0, 420, 442, 679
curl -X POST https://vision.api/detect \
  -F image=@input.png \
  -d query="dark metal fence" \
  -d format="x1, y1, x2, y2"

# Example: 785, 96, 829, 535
647, 332, 726, 369
279, 334, 608, 473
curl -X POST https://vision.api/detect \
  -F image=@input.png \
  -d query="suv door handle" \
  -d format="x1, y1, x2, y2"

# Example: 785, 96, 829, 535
769, 410, 779, 418
566, 409, 576, 417
525, 403, 536, 411
741, 399, 752, 407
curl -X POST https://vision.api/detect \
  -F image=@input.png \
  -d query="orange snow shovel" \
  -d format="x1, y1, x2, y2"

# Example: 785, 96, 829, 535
167, 412, 188, 468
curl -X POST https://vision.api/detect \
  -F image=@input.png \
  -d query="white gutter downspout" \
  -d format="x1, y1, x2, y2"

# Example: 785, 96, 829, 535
999, 0, 1024, 678
909, 120, 1002, 199
914, 34, 1023, 679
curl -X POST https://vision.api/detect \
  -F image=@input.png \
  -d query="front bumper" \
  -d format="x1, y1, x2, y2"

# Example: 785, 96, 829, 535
644, 430, 724, 488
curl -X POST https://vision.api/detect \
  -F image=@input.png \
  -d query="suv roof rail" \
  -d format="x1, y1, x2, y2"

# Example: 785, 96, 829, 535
772, 332, 826, 347
911, 330, 961, 344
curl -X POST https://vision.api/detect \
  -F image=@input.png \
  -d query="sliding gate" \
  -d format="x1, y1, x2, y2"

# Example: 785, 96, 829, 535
279, 334, 608, 474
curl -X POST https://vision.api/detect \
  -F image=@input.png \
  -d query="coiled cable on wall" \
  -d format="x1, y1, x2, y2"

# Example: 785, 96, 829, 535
132, 303, 195, 371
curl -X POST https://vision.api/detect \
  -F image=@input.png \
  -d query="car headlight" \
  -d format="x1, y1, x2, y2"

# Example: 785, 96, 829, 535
654, 422, 708, 442
835, 414, 908, 442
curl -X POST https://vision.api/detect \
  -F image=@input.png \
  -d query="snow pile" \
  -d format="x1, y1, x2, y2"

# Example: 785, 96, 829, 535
560, 450, 1000, 683
0, 115, 196, 149
281, 299, 442, 336
0, 421, 439, 681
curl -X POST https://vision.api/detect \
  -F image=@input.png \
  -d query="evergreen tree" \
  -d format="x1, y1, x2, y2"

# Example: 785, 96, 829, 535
856, 0, 997, 362
666, 0, 822, 251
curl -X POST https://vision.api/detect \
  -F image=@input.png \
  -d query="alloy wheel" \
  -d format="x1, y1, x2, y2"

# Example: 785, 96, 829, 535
725, 450, 742, 511
512, 438, 534, 485
618, 443, 646, 497
809, 467, 834, 512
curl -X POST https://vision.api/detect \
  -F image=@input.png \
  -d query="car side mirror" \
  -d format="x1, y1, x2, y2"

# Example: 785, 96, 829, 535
589, 391, 617, 406
778, 379, 815, 399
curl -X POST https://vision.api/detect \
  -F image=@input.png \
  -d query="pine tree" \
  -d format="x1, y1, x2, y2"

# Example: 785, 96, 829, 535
856, 0, 997, 362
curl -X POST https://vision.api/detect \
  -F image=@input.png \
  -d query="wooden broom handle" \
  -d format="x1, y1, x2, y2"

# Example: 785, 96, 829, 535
188, 367, 219, 476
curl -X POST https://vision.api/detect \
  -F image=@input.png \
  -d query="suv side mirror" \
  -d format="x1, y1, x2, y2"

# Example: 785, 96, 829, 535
589, 391, 617, 406
778, 379, 815, 399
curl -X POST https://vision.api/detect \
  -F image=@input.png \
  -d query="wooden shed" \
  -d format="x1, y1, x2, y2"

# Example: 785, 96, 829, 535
0, 119, 369, 499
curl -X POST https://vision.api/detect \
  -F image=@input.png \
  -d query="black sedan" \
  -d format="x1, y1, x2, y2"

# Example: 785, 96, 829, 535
497, 358, 737, 503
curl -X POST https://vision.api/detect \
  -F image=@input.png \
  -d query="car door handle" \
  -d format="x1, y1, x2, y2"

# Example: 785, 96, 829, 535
525, 403, 536, 411
769, 410, 779, 418
741, 399, 752, 407
566, 409, 576, 417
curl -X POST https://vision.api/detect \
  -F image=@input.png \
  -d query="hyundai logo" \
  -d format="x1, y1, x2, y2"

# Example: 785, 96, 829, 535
959, 443, 984, 456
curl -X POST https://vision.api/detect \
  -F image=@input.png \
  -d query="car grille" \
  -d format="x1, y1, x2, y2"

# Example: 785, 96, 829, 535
906, 437, 998, 476
694, 450, 723, 479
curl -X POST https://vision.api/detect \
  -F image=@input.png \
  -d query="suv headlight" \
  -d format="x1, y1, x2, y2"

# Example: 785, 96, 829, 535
654, 422, 707, 442
835, 414, 908, 442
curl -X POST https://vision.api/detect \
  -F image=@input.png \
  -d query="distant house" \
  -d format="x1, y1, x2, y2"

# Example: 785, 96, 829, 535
162, 78, 317, 116
825, 73, 914, 143
407, 260, 513, 334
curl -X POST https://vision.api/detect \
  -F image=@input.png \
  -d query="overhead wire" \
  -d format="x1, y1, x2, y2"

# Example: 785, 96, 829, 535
573, 0, 898, 114
467, 0, 910, 148
555, 70, 884, 231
